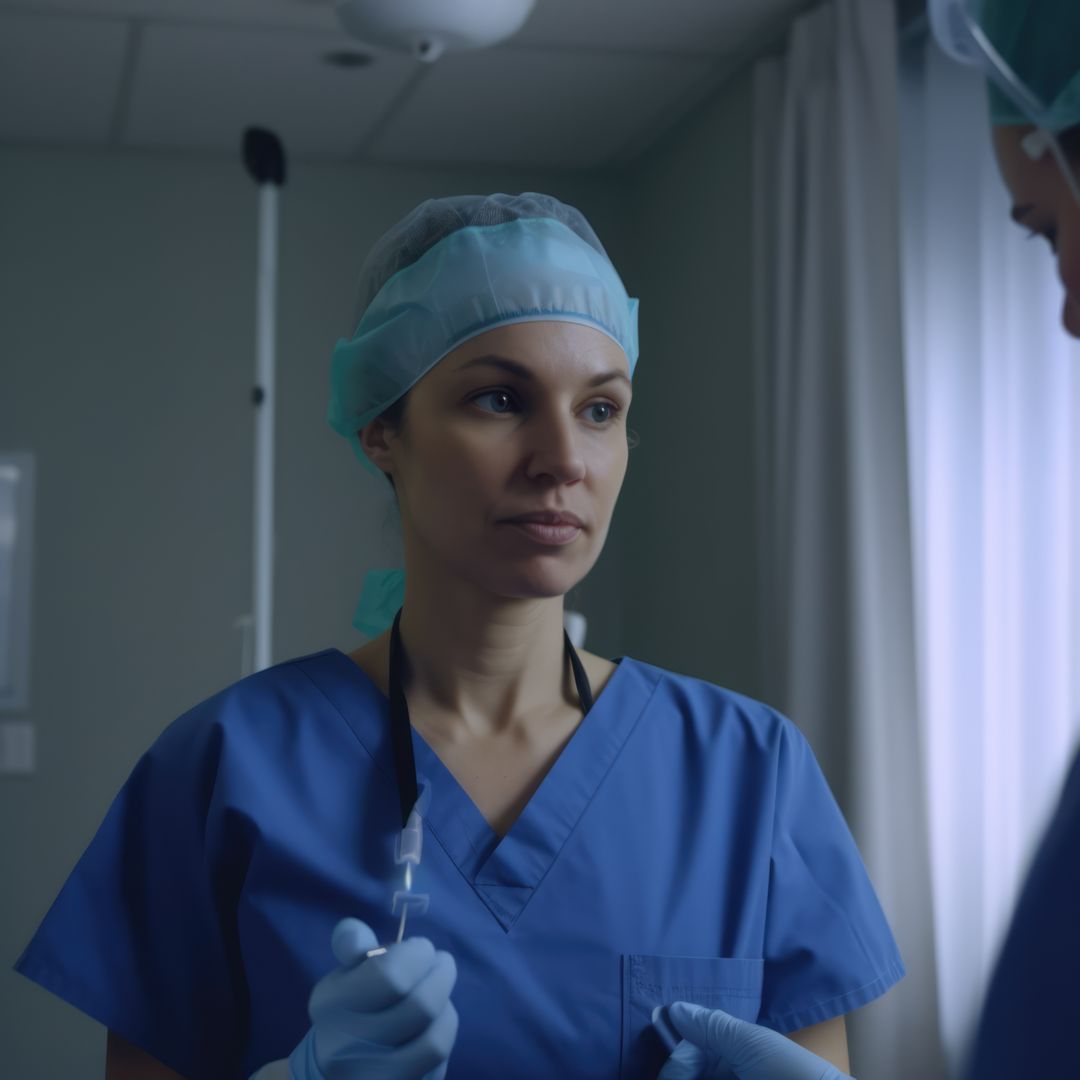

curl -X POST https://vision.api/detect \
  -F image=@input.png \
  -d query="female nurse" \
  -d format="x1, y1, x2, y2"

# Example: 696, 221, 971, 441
655, 1, 1080, 1076
14, 194, 904, 1079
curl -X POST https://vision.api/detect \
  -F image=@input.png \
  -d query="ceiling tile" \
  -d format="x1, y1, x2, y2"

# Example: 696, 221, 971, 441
0, 11, 129, 144
1, 0, 812, 167
0, 0, 339, 33
125, 22, 417, 158
367, 47, 718, 170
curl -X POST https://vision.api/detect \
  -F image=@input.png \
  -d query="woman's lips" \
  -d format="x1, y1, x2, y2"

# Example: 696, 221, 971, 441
503, 521, 582, 545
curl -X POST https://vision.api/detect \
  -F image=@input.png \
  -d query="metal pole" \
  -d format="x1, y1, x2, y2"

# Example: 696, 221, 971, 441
242, 128, 286, 675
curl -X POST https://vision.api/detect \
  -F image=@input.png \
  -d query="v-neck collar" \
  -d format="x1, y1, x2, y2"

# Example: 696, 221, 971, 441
317, 647, 642, 931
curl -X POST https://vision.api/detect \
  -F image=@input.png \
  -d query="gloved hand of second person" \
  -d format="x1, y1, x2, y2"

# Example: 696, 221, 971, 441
656, 1002, 853, 1080
288, 917, 460, 1080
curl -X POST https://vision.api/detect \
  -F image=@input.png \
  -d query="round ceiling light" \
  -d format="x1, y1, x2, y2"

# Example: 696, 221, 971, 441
335, 0, 536, 64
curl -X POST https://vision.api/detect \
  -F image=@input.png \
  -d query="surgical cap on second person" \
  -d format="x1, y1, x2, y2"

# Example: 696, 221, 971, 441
973, 0, 1080, 130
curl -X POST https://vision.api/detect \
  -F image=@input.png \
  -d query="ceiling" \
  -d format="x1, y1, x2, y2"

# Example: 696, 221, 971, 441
0, 0, 816, 170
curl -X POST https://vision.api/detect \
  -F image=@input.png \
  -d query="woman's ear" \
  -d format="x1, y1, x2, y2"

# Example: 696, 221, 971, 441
358, 420, 393, 473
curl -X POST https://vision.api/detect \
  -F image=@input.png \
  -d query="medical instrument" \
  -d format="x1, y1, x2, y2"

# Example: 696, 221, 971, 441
928, 0, 1080, 207
363, 789, 431, 959
336, 0, 536, 64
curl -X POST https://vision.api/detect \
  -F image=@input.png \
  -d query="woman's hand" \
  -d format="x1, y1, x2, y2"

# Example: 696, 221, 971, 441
289, 917, 459, 1080
657, 1003, 852, 1080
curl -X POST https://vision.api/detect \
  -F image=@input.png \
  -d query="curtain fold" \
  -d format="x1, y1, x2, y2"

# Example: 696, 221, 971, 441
752, 3, 946, 1077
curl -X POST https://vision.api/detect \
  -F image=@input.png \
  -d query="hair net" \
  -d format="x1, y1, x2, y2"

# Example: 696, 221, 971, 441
327, 192, 639, 481
972, 0, 1080, 130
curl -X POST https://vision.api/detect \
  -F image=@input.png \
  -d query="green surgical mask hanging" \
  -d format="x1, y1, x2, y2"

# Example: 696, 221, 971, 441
353, 568, 407, 638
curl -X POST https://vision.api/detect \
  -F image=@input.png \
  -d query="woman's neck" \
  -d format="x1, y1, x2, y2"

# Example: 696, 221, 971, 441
367, 600, 575, 739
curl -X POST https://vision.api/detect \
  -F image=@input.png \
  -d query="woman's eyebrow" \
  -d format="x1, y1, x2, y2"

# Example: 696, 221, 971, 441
456, 353, 631, 390
1010, 203, 1035, 224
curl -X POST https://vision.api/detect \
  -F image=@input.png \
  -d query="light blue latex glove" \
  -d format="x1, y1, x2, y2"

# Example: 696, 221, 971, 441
656, 1002, 853, 1080
287, 917, 459, 1080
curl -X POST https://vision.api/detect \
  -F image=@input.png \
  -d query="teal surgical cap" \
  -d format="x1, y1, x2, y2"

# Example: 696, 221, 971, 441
327, 192, 640, 482
973, 0, 1080, 130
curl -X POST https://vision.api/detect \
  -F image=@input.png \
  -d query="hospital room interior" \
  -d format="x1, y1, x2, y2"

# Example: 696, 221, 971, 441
3, 0, 1079, 1078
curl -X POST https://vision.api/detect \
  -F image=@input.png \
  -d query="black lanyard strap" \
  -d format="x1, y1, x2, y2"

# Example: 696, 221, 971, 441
386, 606, 594, 829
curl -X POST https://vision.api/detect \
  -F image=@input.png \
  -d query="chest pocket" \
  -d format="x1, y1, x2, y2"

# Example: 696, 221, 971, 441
620, 954, 764, 1080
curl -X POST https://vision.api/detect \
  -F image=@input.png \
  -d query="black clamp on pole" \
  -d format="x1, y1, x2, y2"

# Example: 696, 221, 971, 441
243, 127, 287, 188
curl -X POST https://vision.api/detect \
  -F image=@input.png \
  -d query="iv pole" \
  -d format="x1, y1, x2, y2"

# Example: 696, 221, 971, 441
240, 128, 286, 675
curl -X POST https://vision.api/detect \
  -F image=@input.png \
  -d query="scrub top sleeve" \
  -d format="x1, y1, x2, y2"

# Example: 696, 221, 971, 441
13, 697, 248, 1080
757, 719, 905, 1034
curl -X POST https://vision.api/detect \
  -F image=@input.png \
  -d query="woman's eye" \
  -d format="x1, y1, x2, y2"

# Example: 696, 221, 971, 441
469, 389, 621, 425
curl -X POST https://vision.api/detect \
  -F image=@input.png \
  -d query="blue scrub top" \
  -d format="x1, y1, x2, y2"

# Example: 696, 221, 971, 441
14, 649, 904, 1079
963, 744, 1080, 1077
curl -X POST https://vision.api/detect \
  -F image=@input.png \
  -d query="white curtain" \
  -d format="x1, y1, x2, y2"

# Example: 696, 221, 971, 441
752, 2, 946, 1077
899, 30, 1080, 1075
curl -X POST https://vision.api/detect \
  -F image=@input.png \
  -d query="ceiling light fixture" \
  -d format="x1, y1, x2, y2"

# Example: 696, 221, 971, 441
335, 0, 536, 64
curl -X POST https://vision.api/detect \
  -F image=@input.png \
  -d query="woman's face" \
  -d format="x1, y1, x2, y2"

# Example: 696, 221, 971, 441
362, 320, 633, 603
992, 125, 1080, 337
